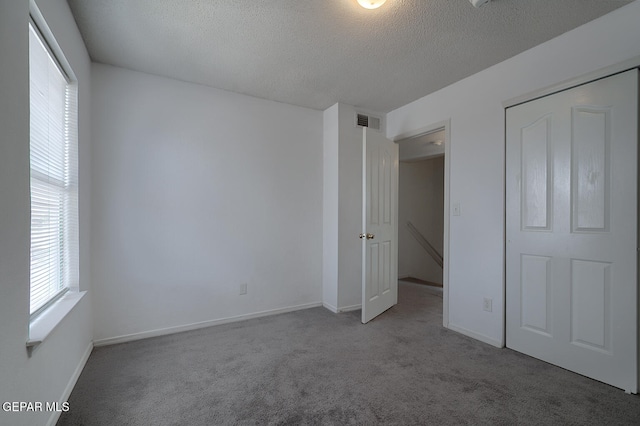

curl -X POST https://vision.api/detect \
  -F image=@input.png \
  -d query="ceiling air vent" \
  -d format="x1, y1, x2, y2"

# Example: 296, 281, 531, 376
356, 113, 381, 131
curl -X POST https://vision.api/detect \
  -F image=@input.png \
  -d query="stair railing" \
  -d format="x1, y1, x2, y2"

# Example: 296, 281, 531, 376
406, 221, 443, 269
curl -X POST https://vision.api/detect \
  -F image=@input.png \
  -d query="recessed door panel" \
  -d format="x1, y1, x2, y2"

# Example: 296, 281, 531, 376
520, 254, 552, 336
382, 241, 391, 294
570, 259, 611, 353
368, 242, 381, 301
522, 116, 552, 231
572, 107, 611, 232
370, 147, 380, 226
383, 150, 391, 225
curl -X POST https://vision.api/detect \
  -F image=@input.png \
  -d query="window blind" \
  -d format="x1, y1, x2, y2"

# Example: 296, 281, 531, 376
29, 21, 79, 316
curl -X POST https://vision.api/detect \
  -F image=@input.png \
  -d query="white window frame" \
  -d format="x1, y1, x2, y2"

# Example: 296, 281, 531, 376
28, 16, 79, 321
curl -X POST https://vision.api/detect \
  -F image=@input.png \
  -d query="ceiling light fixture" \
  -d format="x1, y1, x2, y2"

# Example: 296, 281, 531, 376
357, 0, 387, 9
469, 0, 491, 7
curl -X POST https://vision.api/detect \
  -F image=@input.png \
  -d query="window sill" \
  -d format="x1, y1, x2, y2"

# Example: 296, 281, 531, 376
27, 291, 87, 354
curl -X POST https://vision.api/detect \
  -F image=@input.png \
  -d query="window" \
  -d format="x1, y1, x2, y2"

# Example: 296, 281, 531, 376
29, 20, 79, 317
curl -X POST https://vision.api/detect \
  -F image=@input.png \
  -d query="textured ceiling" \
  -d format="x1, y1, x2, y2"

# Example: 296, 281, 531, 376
67, 0, 632, 112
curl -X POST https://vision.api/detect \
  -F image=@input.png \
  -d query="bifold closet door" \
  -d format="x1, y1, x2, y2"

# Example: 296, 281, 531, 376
506, 69, 638, 393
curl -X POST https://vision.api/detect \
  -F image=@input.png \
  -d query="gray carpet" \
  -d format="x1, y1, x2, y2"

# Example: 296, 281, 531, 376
58, 282, 640, 425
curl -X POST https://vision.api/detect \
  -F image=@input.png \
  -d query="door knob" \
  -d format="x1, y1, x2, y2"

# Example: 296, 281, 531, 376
359, 233, 375, 240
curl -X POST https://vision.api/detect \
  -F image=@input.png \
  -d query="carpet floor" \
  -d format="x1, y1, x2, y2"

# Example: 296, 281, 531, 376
58, 282, 640, 425
400, 277, 443, 288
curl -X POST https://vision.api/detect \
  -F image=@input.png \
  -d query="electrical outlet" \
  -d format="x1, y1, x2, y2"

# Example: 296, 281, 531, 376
483, 298, 492, 312
240, 283, 247, 295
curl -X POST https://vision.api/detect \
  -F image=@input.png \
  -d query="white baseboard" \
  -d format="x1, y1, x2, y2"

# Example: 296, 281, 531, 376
322, 302, 338, 313
93, 302, 323, 347
322, 302, 361, 313
46, 341, 93, 426
447, 323, 503, 348
337, 304, 361, 313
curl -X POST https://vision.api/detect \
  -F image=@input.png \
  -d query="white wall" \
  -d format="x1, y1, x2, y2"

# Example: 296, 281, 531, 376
398, 157, 444, 284
0, 0, 93, 425
387, 1, 640, 347
322, 104, 339, 310
336, 104, 366, 310
91, 64, 323, 342
323, 103, 375, 312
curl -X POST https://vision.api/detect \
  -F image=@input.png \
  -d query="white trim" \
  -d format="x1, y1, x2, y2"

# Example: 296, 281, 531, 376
29, 287, 69, 322
337, 304, 362, 313
93, 302, 323, 347
324, 302, 362, 313
503, 56, 640, 109
393, 119, 451, 328
323, 302, 338, 313
29, 0, 77, 82
392, 120, 447, 144
442, 121, 451, 329
45, 342, 93, 426
447, 322, 502, 348
27, 291, 87, 351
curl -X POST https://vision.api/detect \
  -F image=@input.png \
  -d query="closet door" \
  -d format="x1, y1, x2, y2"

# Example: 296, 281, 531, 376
506, 70, 638, 393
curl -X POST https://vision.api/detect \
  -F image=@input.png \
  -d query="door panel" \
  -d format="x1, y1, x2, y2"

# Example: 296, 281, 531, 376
570, 259, 611, 353
520, 254, 552, 336
362, 127, 398, 324
572, 106, 611, 232
506, 69, 638, 393
521, 115, 552, 230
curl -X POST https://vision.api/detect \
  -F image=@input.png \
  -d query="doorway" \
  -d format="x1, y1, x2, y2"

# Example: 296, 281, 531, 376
395, 121, 450, 326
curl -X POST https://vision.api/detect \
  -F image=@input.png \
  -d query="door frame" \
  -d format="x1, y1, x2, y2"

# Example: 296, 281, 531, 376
502, 58, 640, 386
503, 56, 640, 111
394, 119, 451, 328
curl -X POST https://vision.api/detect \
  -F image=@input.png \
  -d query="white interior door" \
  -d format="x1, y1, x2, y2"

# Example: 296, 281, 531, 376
506, 69, 638, 393
362, 127, 399, 324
